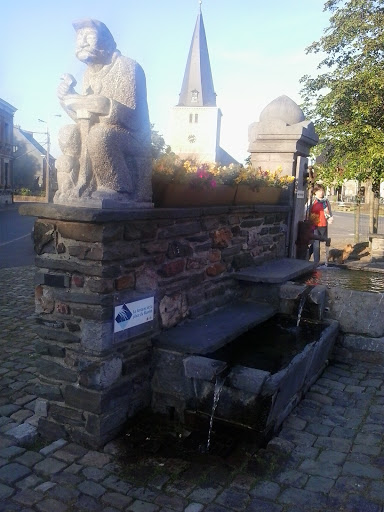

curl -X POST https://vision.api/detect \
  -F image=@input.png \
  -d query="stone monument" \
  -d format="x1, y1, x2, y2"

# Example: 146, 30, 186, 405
248, 95, 318, 176
248, 95, 319, 257
54, 19, 153, 208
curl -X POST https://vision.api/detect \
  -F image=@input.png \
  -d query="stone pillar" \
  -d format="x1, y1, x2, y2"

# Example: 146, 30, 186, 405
25, 206, 157, 448
248, 96, 319, 257
371, 235, 384, 261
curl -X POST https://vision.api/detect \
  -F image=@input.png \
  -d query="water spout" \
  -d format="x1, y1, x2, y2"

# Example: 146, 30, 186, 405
296, 294, 306, 327
296, 286, 313, 327
205, 371, 227, 452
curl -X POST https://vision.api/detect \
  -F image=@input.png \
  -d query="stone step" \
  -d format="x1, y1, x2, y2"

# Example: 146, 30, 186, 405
234, 257, 315, 283
153, 300, 276, 355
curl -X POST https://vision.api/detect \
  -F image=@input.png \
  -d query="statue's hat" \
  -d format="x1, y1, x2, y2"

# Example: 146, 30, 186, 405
72, 19, 116, 47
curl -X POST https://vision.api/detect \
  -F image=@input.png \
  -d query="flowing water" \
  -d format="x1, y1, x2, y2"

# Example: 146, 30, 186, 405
206, 374, 226, 452
296, 293, 308, 327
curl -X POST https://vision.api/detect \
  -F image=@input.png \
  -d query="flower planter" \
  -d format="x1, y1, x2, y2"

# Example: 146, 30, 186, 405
152, 181, 291, 208
234, 185, 283, 205
153, 183, 236, 207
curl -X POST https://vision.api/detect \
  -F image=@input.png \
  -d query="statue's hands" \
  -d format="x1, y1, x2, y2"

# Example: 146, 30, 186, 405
63, 95, 110, 117
58, 74, 78, 101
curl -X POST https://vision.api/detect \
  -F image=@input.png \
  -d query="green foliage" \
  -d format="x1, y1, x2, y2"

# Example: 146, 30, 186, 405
301, 0, 384, 186
151, 124, 172, 159
14, 188, 33, 196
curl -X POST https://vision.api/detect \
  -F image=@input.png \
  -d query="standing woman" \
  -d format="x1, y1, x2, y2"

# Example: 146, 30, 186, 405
309, 184, 333, 264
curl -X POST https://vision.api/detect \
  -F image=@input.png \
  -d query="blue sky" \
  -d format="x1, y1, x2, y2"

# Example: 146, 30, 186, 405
2, 0, 330, 162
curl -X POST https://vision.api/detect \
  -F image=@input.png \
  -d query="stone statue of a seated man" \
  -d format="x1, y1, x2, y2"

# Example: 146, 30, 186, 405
54, 19, 152, 207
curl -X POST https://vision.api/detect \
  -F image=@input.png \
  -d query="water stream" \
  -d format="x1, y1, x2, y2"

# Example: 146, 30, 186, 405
296, 293, 308, 327
206, 374, 226, 452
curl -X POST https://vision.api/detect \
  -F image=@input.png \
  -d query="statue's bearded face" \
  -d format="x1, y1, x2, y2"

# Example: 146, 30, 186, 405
75, 28, 106, 64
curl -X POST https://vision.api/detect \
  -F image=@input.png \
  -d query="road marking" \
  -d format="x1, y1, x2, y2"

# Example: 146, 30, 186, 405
0, 234, 30, 247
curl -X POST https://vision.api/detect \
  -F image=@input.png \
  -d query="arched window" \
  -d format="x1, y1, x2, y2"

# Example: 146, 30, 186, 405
191, 89, 199, 102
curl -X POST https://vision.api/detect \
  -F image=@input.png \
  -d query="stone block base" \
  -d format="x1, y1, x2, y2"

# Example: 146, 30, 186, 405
332, 333, 384, 364
19, 202, 290, 448
371, 235, 384, 261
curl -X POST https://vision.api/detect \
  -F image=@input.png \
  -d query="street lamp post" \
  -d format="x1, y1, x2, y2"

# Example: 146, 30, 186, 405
38, 119, 51, 202
38, 115, 61, 202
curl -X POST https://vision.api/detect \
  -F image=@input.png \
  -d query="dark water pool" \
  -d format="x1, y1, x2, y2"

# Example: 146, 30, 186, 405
206, 315, 325, 374
297, 266, 384, 293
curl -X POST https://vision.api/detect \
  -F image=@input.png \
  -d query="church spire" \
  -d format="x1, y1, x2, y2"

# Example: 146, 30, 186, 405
177, 4, 216, 107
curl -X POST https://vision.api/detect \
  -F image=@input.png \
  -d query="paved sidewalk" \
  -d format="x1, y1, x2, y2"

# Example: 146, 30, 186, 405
0, 266, 383, 511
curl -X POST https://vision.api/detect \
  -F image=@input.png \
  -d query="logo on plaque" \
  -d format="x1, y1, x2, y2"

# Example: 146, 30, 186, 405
114, 297, 154, 333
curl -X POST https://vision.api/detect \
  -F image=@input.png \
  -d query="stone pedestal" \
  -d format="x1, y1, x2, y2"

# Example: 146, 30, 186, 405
248, 96, 319, 257
20, 202, 291, 448
370, 235, 384, 261
22, 205, 159, 447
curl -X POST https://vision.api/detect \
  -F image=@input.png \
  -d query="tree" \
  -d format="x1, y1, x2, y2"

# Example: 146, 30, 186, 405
301, 0, 384, 192
151, 124, 171, 159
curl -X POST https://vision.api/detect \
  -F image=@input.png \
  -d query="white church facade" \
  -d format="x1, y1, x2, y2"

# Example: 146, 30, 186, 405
167, 6, 237, 165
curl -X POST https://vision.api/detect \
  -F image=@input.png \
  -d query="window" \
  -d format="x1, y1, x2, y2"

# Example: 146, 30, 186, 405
4, 123, 9, 142
191, 89, 199, 102
189, 113, 193, 123
195, 114, 198, 123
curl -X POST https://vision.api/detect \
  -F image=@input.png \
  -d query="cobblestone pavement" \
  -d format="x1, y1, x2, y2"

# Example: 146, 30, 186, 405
0, 266, 383, 511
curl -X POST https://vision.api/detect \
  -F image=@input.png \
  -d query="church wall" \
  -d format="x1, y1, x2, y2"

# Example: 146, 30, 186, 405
168, 106, 221, 162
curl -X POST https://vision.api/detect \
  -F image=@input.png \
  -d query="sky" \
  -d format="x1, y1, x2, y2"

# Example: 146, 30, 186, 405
2, 0, 331, 163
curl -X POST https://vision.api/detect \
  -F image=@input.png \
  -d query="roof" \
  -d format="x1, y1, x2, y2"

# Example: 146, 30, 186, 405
14, 127, 55, 161
0, 98, 17, 115
177, 8, 216, 107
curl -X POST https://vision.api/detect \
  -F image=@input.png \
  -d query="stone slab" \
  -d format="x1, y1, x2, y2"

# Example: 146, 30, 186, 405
153, 300, 276, 354
327, 288, 384, 337
19, 203, 290, 223
234, 258, 315, 283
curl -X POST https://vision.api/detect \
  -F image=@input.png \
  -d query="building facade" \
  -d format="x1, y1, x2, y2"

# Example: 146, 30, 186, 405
0, 98, 17, 190
13, 126, 56, 199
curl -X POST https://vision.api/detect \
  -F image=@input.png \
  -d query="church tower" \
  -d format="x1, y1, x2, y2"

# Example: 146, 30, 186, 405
168, 3, 236, 164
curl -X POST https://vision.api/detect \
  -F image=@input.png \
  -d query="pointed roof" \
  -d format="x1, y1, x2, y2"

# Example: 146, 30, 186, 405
14, 127, 55, 161
177, 5, 216, 107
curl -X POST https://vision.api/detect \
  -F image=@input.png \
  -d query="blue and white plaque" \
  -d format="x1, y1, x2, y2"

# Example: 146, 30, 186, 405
114, 297, 154, 333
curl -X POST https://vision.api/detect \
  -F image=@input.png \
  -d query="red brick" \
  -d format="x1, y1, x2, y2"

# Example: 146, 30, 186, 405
72, 275, 85, 287
211, 227, 233, 248
159, 259, 185, 277
115, 274, 135, 291
206, 262, 227, 277
56, 302, 70, 315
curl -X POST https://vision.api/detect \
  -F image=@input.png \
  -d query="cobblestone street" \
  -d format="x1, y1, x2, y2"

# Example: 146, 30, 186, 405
0, 265, 383, 511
